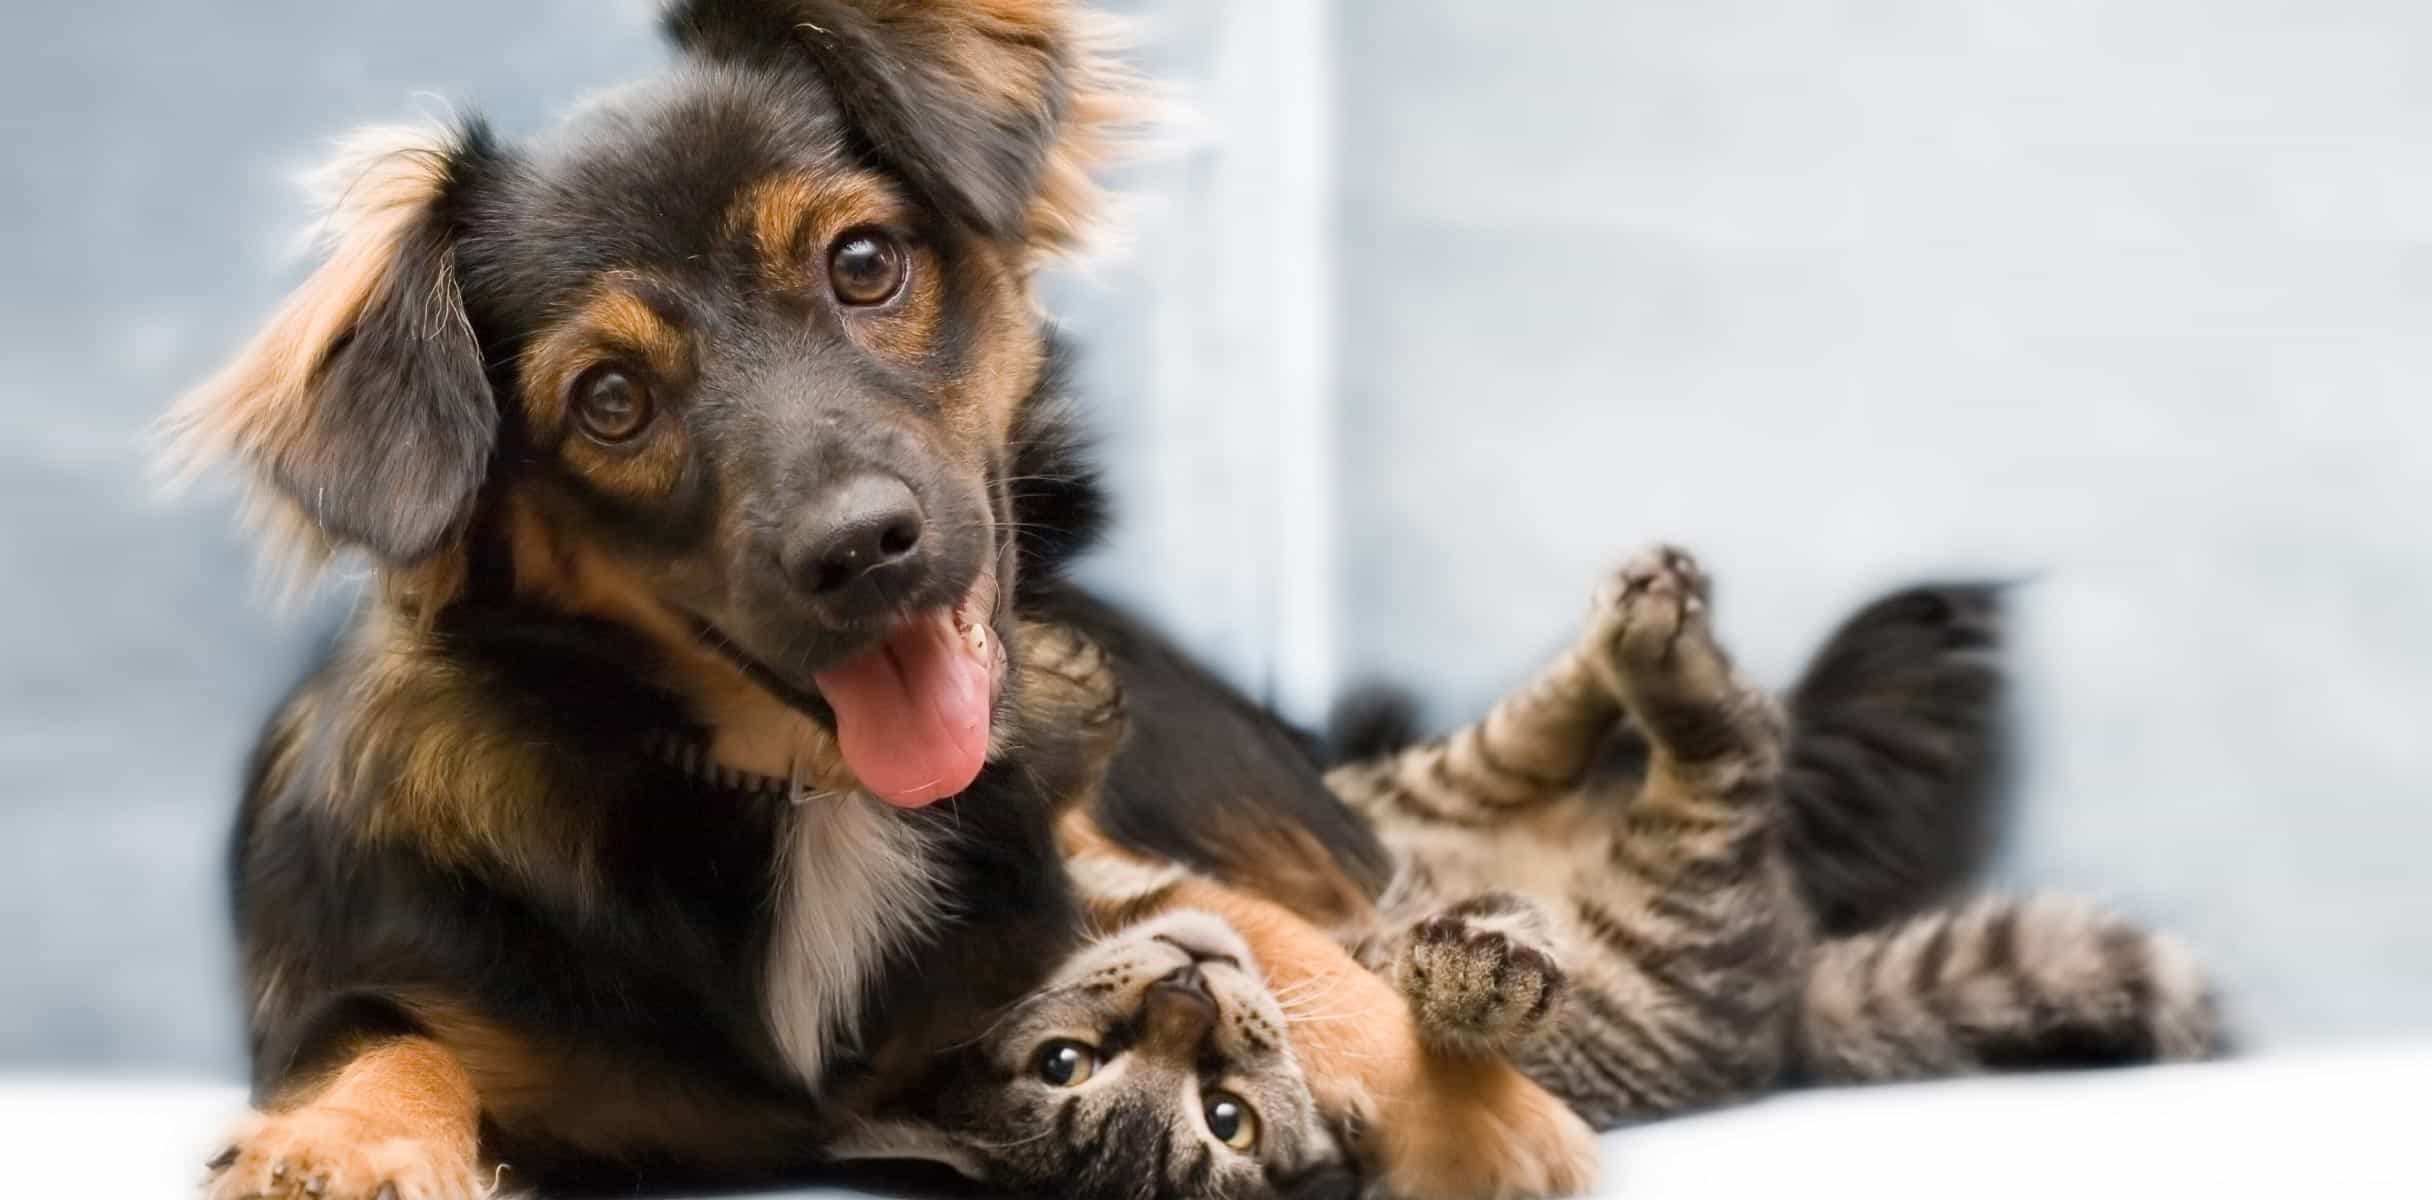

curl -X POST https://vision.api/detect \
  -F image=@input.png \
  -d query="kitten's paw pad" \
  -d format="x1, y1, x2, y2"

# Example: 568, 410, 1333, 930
1015, 621, 1123, 727
1592, 544, 1714, 671
203, 1108, 491, 1200
1591, 545, 1777, 765
1397, 897, 1566, 1055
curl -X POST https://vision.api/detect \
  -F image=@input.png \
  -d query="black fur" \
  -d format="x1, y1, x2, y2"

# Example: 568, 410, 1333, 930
266, 124, 502, 561
217, 12, 1390, 1192
1321, 682, 1424, 764
1002, 345, 1112, 581
1782, 583, 2011, 934
1047, 588, 1395, 906
665, 0, 1075, 238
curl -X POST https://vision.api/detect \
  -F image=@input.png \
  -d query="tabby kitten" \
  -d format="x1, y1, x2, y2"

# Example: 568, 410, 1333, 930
1331, 545, 2222, 1127
824, 908, 1360, 1200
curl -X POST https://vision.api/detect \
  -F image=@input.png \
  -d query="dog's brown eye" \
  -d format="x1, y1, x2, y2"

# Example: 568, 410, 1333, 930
1035, 1040, 1098, 1087
573, 365, 653, 443
828, 229, 908, 307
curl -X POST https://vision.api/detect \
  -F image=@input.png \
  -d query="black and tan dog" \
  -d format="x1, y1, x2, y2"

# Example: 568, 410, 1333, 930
169, 3, 1402, 1197
169, 4, 2009, 1199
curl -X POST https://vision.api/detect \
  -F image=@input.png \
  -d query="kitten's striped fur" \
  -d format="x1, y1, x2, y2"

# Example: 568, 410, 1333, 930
1329, 546, 2221, 1128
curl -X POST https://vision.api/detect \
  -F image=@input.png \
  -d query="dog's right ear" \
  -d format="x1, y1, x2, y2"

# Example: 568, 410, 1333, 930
664, 0, 1146, 266
167, 122, 500, 568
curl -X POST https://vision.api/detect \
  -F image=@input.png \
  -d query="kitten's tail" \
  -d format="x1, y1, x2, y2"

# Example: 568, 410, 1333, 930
1781, 583, 2011, 935
1792, 895, 2224, 1084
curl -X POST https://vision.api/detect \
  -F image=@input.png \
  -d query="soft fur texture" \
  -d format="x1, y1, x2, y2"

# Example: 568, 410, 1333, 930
173, 4, 2049, 1199
915, 549, 2219, 1198
1328, 549, 2220, 1128
175, 5, 1393, 1199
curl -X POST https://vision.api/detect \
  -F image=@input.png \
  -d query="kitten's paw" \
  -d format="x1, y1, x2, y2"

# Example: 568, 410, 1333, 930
1010, 619, 1127, 794
1590, 545, 1779, 766
203, 1106, 492, 1200
1396, 893, 1566, 1056
1015, 620, 1123, 732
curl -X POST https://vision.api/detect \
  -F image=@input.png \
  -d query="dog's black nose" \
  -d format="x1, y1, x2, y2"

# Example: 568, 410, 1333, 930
789, 473, 925, 598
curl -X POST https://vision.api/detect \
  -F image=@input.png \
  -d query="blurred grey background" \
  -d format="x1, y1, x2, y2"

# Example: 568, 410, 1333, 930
3, 1, 2425, 1077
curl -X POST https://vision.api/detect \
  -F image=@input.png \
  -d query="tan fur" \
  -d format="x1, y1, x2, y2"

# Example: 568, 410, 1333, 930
1008, 3, 1153, 267
494, 491, 852, 789
207, 1037, 488, 1200
731, 170, 892, 271
518, 285, 692, 436
940, 239, 1046, 449
161, 124, 472, 588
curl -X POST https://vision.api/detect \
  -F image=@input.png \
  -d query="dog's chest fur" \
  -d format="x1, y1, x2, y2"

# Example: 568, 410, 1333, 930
762, 795, 946, 1088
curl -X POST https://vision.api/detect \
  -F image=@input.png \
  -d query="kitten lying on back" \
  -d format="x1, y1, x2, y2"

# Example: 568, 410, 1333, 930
1323, 546, 2217, 1127
831, 548, 2221, 1198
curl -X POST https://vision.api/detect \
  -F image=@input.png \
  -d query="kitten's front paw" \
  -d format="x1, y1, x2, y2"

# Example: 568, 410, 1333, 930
1397, 893, 1566, 1056
203, 1106, 491, 1200
1590, 545, 1779, 765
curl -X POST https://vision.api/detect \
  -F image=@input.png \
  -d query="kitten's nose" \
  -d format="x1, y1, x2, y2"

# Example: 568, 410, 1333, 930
1140, 967, 1217, 1054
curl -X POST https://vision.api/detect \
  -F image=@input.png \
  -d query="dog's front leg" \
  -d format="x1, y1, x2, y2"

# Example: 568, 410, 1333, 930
205, 1037, 489, 1200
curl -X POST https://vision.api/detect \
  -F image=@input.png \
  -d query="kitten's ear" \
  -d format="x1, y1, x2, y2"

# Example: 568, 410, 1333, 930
165, 121, 502, 570
823, 1118, 987, 1180
663, 0, 1146, 264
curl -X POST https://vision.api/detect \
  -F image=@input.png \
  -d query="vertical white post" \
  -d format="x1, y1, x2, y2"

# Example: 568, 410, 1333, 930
1110, 0, 1338, 723
1251, 0, 1339, 724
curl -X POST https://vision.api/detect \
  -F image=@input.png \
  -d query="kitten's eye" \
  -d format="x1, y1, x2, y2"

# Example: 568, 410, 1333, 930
572, 365, 653, 444
828, 228, 908, 307
1035, 1040, 1098, 1087
1202, 1091, 1258, 1151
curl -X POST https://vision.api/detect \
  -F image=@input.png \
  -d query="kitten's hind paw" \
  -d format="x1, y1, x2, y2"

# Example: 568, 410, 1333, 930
1395, 892, 1566, 1057
1589, 544, 1782, 768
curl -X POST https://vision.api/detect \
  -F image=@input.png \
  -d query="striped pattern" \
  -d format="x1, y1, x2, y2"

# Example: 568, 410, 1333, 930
1796, 895, 2223, 1082
1324, 547, 2219, 1132
1341, 548, 1813, 1129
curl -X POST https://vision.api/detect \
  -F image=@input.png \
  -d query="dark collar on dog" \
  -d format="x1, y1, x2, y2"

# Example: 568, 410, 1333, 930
644, 732, 804, 802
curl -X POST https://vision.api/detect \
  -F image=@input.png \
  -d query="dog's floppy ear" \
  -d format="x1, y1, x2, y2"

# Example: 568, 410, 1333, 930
167, 122, 498, 568
664, 0, 1144, 263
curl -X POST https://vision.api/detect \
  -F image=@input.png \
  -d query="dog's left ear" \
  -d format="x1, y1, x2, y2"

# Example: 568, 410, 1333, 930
665, 0, 1143, 263
167, 122, 500, 570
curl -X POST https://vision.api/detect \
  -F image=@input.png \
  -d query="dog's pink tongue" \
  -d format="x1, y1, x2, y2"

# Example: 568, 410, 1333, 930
812, 612, 992, 808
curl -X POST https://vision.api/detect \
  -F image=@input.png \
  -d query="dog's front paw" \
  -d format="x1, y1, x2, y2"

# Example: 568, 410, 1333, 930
1379, 1059, 1600, 1200
1396, 893, 1566, 1056
204, 1106, 490, 1200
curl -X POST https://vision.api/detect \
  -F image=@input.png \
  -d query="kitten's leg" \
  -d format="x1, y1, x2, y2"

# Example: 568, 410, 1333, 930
1327, 589, 1632, 827
1797, 895, 2223, 1082
1518, 546, 1810, 1129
